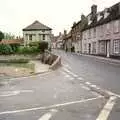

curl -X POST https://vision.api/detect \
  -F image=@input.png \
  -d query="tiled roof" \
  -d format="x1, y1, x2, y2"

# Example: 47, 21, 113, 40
23, 20, 52, 31
0, 39, 23, 44
83, 2, 120, 31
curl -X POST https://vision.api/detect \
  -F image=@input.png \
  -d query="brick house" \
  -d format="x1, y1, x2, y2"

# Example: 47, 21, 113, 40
82, 2, 120, 58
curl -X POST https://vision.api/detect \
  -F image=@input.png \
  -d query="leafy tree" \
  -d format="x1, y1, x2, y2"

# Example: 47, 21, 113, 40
0, 31, 4, 41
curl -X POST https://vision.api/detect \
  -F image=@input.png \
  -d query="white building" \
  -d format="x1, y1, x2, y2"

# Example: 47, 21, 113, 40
23, 20, 52, 46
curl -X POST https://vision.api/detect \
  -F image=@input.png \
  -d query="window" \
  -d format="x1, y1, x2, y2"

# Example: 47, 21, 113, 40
113, 40, 120, 54
106, 23, 110, 34
43, 34, 45, 40
92, 42, 96, 53
93, 28, 96, 38
114, 20, 119, 33
89, 29, 91, 38
29, 34, 32, 41
100, 25, 103, 37
100, 41, 106, 54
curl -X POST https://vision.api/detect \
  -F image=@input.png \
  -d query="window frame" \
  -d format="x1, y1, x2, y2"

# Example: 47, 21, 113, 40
113, 39, 120, 54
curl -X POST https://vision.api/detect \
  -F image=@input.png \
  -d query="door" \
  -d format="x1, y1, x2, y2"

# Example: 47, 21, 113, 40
88, 43, 91, 54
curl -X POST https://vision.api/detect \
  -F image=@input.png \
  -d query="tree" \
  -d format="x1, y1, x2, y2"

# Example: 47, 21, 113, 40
0, 31, 4, 41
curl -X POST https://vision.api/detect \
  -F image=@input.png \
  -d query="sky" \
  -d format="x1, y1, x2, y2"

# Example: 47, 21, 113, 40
0, 0, 120, 36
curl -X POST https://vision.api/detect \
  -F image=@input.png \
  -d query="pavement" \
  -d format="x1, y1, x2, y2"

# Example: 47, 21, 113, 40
31, 61, 50, 73
0, 50, 120, 120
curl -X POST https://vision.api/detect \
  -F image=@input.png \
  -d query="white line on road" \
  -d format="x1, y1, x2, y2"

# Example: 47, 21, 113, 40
85, 82, 91, 85
96, 96, 117, 120
63, 67, 79, 78
0, 90, 33, 97
38, 109, 57, 120
0, 96, 103, 115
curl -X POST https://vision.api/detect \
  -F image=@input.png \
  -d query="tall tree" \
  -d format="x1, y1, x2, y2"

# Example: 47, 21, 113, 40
0, 31, 4, 41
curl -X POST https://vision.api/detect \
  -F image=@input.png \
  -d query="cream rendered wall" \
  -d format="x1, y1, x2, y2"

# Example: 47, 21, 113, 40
23, 30, 51, 46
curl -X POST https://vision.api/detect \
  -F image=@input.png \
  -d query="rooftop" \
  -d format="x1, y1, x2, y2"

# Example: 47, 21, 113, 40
23, 20, 52, 31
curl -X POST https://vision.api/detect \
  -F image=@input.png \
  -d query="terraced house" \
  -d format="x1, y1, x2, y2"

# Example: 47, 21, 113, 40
82, 2, 120, 58
23, 20, 52, 46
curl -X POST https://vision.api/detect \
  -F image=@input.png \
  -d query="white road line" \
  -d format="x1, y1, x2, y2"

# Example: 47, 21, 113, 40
91, 85, 97, 88
0, 90, 33, 97
96, 96, 117, 120
63, 67, 78, 77
85, 82, 91, 85
0, 96, 103, 115
38, 109, 57, 120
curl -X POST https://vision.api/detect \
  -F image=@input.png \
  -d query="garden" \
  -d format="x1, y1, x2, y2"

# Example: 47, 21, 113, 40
0, 39, 49, 79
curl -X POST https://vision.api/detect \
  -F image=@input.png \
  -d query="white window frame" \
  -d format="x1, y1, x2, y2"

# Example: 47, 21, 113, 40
113, 39, 120, 54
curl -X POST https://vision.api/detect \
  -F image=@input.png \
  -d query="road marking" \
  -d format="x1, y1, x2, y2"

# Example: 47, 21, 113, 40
85, 82, 91, 85
0, 90, 33, 97
81, 86, 90, 91
0, 96, 103, 115
96, 96, 117, 120
63, 67, 78, 78
38, 109, 57, 120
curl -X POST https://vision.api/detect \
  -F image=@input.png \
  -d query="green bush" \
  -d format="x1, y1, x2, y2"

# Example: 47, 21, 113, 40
0, 44, 13, 54
10, 44, 20, 53
39, 41, 48, 52
17, 46, 39, 54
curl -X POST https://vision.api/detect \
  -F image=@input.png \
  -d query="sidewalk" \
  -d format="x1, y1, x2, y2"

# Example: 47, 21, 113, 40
31, 60, 50, 74
74, 53, 120, 65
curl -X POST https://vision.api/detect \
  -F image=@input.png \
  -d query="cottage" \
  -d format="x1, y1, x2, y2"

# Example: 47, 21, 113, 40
82, 3, 120, 58
23, 20, 52, 46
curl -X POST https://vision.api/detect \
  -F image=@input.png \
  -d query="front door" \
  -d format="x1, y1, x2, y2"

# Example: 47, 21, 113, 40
88, 43, 91, 54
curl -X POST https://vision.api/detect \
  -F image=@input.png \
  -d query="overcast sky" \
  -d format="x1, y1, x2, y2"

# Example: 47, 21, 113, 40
0, 0, 120, 36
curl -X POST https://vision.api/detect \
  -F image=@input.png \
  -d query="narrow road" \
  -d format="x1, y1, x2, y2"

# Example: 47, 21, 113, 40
0, 49, 120, 119
53, 49, 120, 120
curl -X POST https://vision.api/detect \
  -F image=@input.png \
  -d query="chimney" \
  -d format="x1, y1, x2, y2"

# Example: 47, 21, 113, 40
91, 5, 97, 15
64, 30, 67, 36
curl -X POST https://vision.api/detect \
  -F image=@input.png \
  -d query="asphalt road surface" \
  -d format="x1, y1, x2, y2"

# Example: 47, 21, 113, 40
0, 49, 120, 120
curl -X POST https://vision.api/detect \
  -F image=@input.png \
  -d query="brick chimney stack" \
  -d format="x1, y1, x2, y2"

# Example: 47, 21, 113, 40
91, 5, 97, 15
64, 30, 67, 36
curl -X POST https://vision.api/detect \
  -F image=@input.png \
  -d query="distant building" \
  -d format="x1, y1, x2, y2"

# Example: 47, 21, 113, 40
23, 20, 52, 46
82, 2, 120, 58
53, 32, 64, 49
63, 30, 72, 52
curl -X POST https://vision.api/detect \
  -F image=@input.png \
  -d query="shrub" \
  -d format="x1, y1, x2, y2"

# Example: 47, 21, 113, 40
0, 44, 13, 54
17, 46, 39, 54
39, 41, 48, 52
10, 44, 20, 53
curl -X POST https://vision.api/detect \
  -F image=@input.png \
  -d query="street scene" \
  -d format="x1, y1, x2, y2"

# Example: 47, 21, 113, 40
0, 0, 120, 120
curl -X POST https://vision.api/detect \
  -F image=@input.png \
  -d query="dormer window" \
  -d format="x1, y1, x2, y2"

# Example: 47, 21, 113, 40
104, 8, 110, 19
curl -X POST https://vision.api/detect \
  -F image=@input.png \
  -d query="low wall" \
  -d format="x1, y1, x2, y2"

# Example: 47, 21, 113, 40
40, 50, 61, 70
